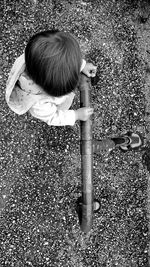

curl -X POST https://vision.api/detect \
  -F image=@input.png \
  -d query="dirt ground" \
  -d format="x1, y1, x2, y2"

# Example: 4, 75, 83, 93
1, 0, 150, 266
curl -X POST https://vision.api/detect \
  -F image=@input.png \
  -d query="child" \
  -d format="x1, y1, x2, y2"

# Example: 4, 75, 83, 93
5, 30, 97, 126
5, 30, 142, 152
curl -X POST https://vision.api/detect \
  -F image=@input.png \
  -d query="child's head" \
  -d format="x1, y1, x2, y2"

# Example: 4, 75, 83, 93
25, 30, 82, 97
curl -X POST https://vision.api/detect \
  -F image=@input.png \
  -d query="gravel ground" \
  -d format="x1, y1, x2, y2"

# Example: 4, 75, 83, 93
1, 0, 150, 266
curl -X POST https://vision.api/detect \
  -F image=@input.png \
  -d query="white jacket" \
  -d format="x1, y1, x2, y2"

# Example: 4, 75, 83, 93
5, 54, 86, 126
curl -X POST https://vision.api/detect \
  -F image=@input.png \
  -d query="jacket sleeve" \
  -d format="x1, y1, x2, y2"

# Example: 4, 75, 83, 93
80, 59, 86, 72
29, 99, 76, 126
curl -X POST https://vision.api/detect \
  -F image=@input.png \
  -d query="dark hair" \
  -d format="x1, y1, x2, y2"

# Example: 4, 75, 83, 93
25, 30, 82, 97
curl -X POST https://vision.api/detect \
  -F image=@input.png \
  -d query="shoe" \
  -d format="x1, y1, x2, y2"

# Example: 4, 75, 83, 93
112, 132, 142, 151
76, 197, 101, 214
93, 132, 143, 155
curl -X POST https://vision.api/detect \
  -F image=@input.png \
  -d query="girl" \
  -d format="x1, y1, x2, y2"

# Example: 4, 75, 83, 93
6, 30, 97, 126
5, 30, 142, 151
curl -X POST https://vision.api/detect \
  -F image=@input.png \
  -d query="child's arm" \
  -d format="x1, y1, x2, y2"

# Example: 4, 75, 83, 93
80, 59, 87, 72
75, 107, 93, 121
29, 99, 93, 126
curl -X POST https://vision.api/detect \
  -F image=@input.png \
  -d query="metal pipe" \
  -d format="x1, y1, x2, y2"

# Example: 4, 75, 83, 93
78, 73, 93, 233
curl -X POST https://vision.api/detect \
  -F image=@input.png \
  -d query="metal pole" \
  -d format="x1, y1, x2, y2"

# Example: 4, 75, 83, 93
78, 73, 93, 233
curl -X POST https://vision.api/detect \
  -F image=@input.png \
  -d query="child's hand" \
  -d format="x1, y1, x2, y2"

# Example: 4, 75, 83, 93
82, 63, 97, 77
75, 107, 94, 121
